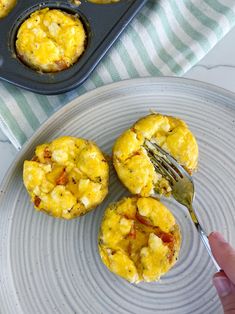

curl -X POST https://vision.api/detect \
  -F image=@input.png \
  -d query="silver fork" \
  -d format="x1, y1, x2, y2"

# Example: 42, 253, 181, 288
144, 139, 220, 271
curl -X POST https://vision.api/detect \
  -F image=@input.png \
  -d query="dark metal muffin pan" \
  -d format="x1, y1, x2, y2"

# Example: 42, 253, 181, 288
0, 0, 147, 95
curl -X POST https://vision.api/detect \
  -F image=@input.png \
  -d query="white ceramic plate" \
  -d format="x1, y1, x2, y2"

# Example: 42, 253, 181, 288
1, 77, 235, 314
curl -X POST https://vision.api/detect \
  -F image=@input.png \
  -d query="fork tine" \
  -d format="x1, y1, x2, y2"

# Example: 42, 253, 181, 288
144, 140, 181, 181
155, 153, 180, 180
146, 148, 175, 181
147, 140, 185, 179
148, 154, 175, 183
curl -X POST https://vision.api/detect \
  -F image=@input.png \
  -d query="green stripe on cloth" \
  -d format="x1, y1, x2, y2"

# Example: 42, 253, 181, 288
0, 0, 235, 149
157, 4, 197, 63
4, 85, 40, 131
204, 0, 235, 26
169, 1, 211, 53
186, 1, 223, 39
137, 12, 183, 74
34, 95, 54, 116
102, 56, 122, 82
115, 41, 140, 78
0, 96, 27, 145
91, 72, 106, 88
129, 23, 167, 75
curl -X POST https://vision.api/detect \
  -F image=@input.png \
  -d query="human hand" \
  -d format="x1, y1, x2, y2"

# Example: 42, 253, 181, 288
209, 232, 235, 314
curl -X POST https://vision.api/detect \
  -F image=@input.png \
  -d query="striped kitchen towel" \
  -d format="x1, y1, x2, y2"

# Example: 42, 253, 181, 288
1, 0, 235, 149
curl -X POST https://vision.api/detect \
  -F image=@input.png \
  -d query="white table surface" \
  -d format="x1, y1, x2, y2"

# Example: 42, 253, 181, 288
1, 27, 235, 183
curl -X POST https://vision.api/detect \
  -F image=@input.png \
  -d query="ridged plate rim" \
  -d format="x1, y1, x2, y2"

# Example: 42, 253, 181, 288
1, 77, 235, 314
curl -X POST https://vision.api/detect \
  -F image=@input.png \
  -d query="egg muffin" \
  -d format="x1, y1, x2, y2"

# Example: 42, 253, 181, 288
0, 0, 16, 18
23, 136, 109, 219
99, 196, 181, 283
16, 8, 86, 72
113, 113, 198, 197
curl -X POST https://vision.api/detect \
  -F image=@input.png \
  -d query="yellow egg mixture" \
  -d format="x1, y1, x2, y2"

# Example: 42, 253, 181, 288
23, 136, 109, 219
99, 196, 181, 283
113, 113, 198, 197
0, 0, 16, 18
16, 8, 86, 72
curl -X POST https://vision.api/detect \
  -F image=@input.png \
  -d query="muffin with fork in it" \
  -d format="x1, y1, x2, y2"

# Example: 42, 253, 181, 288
113, 113, 198, 197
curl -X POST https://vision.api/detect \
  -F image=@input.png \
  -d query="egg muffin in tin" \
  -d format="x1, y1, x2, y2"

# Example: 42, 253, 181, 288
113, 113, 198, 197
16, 8, 86, 72
0, 0, 16, 18
99, 196, 181, 283
23, 136, 109, 219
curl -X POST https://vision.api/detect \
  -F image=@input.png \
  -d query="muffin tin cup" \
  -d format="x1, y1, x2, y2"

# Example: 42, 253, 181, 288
0, 0, 147, 95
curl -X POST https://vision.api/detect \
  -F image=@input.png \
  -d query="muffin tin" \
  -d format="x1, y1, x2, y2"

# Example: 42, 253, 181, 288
0, 0, 147, 95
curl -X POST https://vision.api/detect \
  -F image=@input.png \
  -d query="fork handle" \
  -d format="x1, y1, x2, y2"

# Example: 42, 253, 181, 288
193, 217, 221, 272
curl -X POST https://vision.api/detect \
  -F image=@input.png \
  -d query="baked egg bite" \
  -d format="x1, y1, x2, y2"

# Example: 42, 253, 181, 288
16, 8, 86, 72
23, 136, 109, 219
99, 196, 181, 283
113, 113, 198, 197
0, 0, 16, 18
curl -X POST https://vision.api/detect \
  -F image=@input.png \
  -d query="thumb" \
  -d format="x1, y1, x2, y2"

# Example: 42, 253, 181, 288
209, 232, 235, 314
208, 232, 235, 284
213, 272, 235, 314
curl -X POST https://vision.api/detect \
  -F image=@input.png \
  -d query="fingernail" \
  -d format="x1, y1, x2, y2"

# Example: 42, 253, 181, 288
213, 276, 232, 297
211, 232, 227, 243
